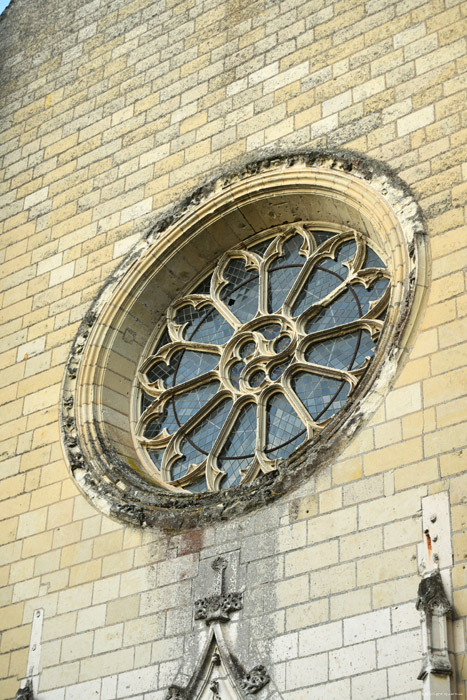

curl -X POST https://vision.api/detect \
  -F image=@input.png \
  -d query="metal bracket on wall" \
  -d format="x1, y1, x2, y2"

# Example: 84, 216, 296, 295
15, 608, 43, 699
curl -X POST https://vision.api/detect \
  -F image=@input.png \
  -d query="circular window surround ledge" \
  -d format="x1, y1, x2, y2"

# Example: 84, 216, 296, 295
61, 150, 428, 531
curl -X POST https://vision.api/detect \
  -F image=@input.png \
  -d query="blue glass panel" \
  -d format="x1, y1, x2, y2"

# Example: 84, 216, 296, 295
292, 372, 350, 422
268, 264, 302, 313
250, 238, 274, 256
305, 331, 375, 371
193, 274, 212, 294
141, 391, 152, 412
218, 403, 257, 488
230, 361, 244, 389
248, 369, 266, 389
353, 277, 389, 314
144, 402, 177, 438
173, 350, 219, 386
352, 330, 377, 368
220, 258, 259, 324
173, 381, 220, 425
171, 398, 232, 480
270, 359, 291, 381
267, 235, 306, 312
148, 449, 165, 469
153, 328, 171, 354
185, 477, 207, 493
319, 240, 357, 272
292, 267, 341, 316
312, 230, 338, 246
305, 288, 360, 334
147, 353, 179, 386
249, 370, 266, 388
240, 341, 256, 358
364, 246, 385, 269
259, 324, 281, 339
274, 336, 291, 353
145, 382, 220, 438
265, 393, 305, 459
271, 234, 304, 267
176, 304, 234, 345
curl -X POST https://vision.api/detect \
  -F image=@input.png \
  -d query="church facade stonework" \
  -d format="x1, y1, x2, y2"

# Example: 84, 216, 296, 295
0, 0, 466, 698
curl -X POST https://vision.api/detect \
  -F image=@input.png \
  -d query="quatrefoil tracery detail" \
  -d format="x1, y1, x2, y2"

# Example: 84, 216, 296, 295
136, 223, 390, 493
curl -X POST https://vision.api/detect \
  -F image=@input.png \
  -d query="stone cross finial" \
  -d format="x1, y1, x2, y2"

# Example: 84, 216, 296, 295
194, 556, 242, 624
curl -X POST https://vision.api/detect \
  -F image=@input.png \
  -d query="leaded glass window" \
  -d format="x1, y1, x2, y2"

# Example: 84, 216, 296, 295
135, 223, 390, 492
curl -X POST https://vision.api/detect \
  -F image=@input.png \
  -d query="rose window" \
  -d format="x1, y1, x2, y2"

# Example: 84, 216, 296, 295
135, 223, 390, 493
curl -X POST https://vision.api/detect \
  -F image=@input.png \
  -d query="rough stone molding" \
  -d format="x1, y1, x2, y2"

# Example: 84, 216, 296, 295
195, 557, 243, 624
60, 149, 429, 530
165, 686, 186, 700
241, 666, 270, 694
416, 570, 453, 681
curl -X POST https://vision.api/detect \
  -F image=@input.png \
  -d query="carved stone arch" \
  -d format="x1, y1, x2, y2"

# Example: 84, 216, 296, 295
167, 626, 272, 699
61, 150, 428, 530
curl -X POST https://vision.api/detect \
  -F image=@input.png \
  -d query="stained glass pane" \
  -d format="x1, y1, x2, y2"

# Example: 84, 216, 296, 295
249, 370, 266, 388
148, 449, 164, 469
185, 477, 207, 493
220, 258, 259, 323
268, 235, 306, 312
141, 391, 152, 412
292, 267, 342, 317
144, 403, 177, 438
173, 381, 220, 425
171, 398, 232, 480
240, 341, 256, 358
268, 264, 302, 313
353, 277, 389, 314
325, 240, 357, 271
312, 230, 338, 246
218, 403, 257, 488
229, 361, 244, 389
172, 350, 219, 386
153, 328, 171, 353
259, 324, 281, 339
292, 372, 350, 422
364, 247, 385, 269
193, 274, 212, 294
274, 336, 291, 353
144, 382, 220, 438
265, 393, 305, 459
250, 238, 273, 256
271, 234, 304, 267
305, 331, 375, 371
177, 304, 234, 345
270, 359, 291, 380
305, 288, 361, 334
147, 354, 178, 386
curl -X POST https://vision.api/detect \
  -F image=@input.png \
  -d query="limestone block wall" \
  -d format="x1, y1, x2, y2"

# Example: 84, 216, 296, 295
0, 0, 466, 698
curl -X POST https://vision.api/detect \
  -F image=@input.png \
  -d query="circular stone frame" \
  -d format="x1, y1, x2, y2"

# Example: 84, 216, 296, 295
60, 151, 428, 530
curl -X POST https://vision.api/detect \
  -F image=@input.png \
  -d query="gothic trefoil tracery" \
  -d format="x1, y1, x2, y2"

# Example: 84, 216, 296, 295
137, 222, 389, 494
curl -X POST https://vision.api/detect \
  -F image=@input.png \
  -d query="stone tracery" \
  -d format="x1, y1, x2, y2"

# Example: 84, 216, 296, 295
136, 222, 389, 493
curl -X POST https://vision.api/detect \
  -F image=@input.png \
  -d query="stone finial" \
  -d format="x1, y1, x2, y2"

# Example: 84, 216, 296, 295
194, 557, 243, 624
